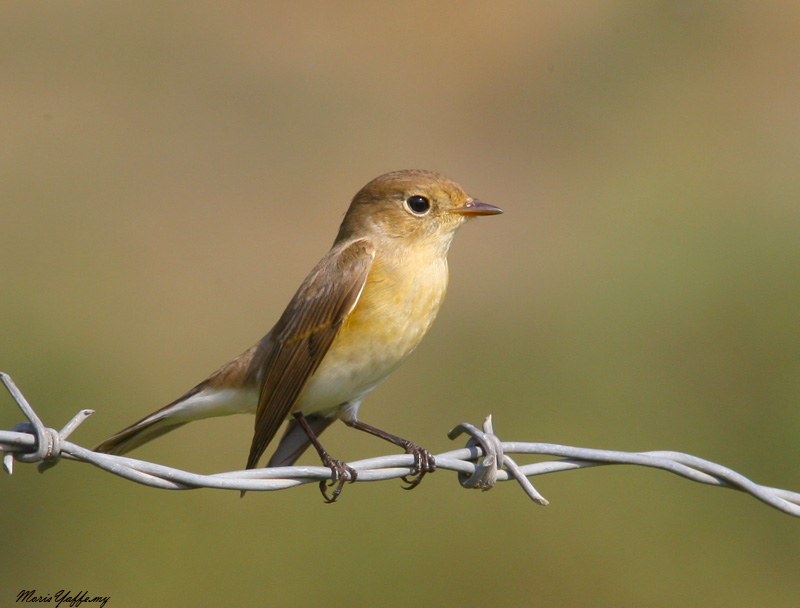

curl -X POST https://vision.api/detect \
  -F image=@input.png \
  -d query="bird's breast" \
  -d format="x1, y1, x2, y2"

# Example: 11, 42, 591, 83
296, 249, 449, 413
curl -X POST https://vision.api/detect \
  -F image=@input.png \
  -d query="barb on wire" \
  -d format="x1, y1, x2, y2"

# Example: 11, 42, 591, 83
2, 371, 799, 516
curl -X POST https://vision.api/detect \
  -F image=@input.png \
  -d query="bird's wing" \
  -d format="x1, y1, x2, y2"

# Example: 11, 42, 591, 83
245, 238, 375, 469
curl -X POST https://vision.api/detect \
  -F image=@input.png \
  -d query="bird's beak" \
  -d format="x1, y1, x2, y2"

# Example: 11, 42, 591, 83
450, 199, 503, 217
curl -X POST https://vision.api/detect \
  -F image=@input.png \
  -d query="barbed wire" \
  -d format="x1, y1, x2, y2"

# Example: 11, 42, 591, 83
2, 371, 799, 515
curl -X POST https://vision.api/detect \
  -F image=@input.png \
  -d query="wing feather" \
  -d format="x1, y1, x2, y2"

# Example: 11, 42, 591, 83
245, 239, 375, 469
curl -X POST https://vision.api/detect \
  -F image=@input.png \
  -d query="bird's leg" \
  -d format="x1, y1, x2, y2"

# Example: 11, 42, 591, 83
344, 419, 436, 489
292, 411, 357, 503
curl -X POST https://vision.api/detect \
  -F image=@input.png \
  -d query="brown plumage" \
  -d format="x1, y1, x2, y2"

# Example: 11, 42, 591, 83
94, 169, 502, 501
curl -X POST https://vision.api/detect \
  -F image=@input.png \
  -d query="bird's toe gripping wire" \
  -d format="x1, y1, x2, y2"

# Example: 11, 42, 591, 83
399, 441, 436, 490
318, 455, 358, 504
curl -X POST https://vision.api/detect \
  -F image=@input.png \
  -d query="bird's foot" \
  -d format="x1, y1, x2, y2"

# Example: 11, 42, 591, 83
319, 455, 358, 504
400, 442, 436, 490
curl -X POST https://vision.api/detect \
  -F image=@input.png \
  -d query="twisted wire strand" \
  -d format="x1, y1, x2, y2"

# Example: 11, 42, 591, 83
2, 372, 799, 515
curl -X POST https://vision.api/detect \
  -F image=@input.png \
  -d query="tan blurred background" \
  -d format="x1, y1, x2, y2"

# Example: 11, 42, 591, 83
2, 2, 800, 606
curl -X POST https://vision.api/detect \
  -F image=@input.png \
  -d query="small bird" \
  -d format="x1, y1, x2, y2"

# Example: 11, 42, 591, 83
95, 169, 502, 501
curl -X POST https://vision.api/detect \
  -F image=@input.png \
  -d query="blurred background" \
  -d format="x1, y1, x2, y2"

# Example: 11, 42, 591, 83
2, 2, 799, 606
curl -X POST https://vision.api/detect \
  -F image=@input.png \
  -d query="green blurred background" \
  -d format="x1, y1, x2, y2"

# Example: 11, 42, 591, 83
2, 2, 799, 606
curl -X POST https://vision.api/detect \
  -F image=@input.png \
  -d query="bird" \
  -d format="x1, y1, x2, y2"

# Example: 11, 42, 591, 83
94, 169, 502, 501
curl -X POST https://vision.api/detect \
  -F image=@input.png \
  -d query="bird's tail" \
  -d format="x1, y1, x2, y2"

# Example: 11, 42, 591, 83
94, 383, 258, 456
266, 413, 335, 467
94, 412, 188, 456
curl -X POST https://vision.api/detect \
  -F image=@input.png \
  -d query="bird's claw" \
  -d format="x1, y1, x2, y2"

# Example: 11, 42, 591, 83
319, 457, 357, 503
400, 442, 436, 490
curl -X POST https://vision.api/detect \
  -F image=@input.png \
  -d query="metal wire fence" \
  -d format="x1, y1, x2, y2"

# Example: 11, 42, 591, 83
2, 371, 799, 516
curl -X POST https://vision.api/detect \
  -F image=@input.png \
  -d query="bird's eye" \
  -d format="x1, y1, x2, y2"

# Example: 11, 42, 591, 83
405, 195, 431, 215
